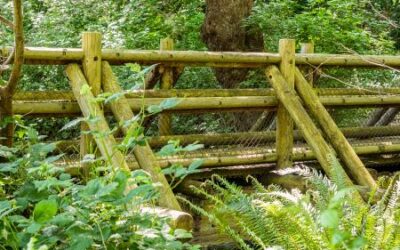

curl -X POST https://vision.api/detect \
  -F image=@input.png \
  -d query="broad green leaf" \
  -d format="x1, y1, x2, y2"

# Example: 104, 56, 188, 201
60, 118, 84, 131
188, 159, 203, 172
33, 199, 58, 224
183, 143, 204, 152
104, 92, 125, 104
157, 144, 179, 157
174, 166, 188, 178
67, 235, 93, 250
27, 222, 42, 234
320, 209, 339, 229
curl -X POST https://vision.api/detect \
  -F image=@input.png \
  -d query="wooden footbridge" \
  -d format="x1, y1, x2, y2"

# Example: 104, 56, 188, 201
2, 32, 400, 244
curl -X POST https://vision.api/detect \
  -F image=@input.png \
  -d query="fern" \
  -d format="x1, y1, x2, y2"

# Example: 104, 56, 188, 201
186, 163, 400, 250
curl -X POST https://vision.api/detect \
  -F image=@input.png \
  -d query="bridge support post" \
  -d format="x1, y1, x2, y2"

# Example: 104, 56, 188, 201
276, 39, 295, 169
158, 38, 174, 136
80, 32, 102, 173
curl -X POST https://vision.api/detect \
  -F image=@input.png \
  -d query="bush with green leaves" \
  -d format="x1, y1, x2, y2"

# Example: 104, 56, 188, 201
181, 158, 400, 249
0, 118, 199, 249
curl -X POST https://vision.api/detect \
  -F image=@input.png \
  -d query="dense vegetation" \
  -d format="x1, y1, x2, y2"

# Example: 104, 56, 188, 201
181, 159, 400, 249
0, 0, 400, 249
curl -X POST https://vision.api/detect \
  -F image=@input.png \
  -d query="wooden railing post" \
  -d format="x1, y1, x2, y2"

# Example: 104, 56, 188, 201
81, 32, 102, 166
276, 39, 295, 169
300, 42, 314, 86
158, 38, 174, 136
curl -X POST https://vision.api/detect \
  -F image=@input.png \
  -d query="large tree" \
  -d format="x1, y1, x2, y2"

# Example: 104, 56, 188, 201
201, 0, 264, 88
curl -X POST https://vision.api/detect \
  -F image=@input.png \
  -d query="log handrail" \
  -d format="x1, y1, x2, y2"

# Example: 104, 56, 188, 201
2, 47, 400, 67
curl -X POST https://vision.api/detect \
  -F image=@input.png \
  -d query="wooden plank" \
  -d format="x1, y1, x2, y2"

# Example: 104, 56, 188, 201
65, 63, 130, 171
295, 67, 377, 189
102, 61, 183, 211
158, 38, 174, 135
265, 65, 363, 200
276, 39, 295, 168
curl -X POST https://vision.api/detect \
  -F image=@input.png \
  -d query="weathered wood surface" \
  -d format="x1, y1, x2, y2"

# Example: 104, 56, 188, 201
13, 87, 400, 101
300, 42, 315, 85
3, 46, 400, 67
11, 92, 400, 116
66, 63, 192, 229
295, 67, 377, 188
158, 38, 174, 135
102, 61, 183, 211
276, 39, 295, 168
80, 32, 102, 168
265, 65, 363, 200
65, 63, 129, 171
55, 125, 400, 151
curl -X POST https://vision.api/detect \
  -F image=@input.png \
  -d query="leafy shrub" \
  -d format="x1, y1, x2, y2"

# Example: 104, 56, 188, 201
0, 123, 198, 249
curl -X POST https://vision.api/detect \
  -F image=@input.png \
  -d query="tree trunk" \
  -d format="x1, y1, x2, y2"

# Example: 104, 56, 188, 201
0, 96, 14, 147
201, 0, 263, 88
201, 0, 264, 131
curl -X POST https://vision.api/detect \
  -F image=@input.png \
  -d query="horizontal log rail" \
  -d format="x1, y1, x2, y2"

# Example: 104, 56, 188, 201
61, 140, 400, 176
54, 125, 400, 151
12, 87, 400, 101
2, 47, 400, 67
11, 94, 400, 116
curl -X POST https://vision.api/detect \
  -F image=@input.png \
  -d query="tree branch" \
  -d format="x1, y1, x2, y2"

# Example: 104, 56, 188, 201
0, 47, 14, 76
0, 15, 14, 30
0, 0, 24, 97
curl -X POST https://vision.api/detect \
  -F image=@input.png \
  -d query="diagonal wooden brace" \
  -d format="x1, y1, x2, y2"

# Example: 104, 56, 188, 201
265, 65, 363, 201
294, 67, 376, 189
101, 61, 184, 212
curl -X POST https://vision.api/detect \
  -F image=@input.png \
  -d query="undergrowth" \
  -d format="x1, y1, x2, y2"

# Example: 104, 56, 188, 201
0, 123, 199, 249
180, 159, 400, 250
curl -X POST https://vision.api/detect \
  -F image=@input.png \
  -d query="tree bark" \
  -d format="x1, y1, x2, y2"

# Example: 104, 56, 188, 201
201, 0, 264, 131
201, 0, 263, 88
0, 0, 24, 147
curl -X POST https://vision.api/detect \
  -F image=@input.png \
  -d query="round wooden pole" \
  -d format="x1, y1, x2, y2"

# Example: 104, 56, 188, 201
158, 38, 174, 136
81, 32, 102, 167
276, 39, 295, 169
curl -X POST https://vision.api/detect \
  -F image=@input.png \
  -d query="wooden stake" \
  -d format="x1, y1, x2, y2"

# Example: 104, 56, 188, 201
102, 61, 183, 211
158, 38, 174, 135
276, 39, 295, 169
295, 68, 377, 189
81, 32, 102, 168
300, 42, 314, 86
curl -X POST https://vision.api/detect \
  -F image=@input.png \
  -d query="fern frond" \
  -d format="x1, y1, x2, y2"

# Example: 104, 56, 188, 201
177, 195, 253, 250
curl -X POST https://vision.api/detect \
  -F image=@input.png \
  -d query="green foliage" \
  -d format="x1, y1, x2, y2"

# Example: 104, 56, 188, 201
249, 0, 395, 53
158, 140, 204, 189
0, 124, 197, 249
181, 160, 400, 249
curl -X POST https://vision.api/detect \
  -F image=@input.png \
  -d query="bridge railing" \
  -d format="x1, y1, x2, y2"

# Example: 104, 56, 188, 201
1, 33, 400, 181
